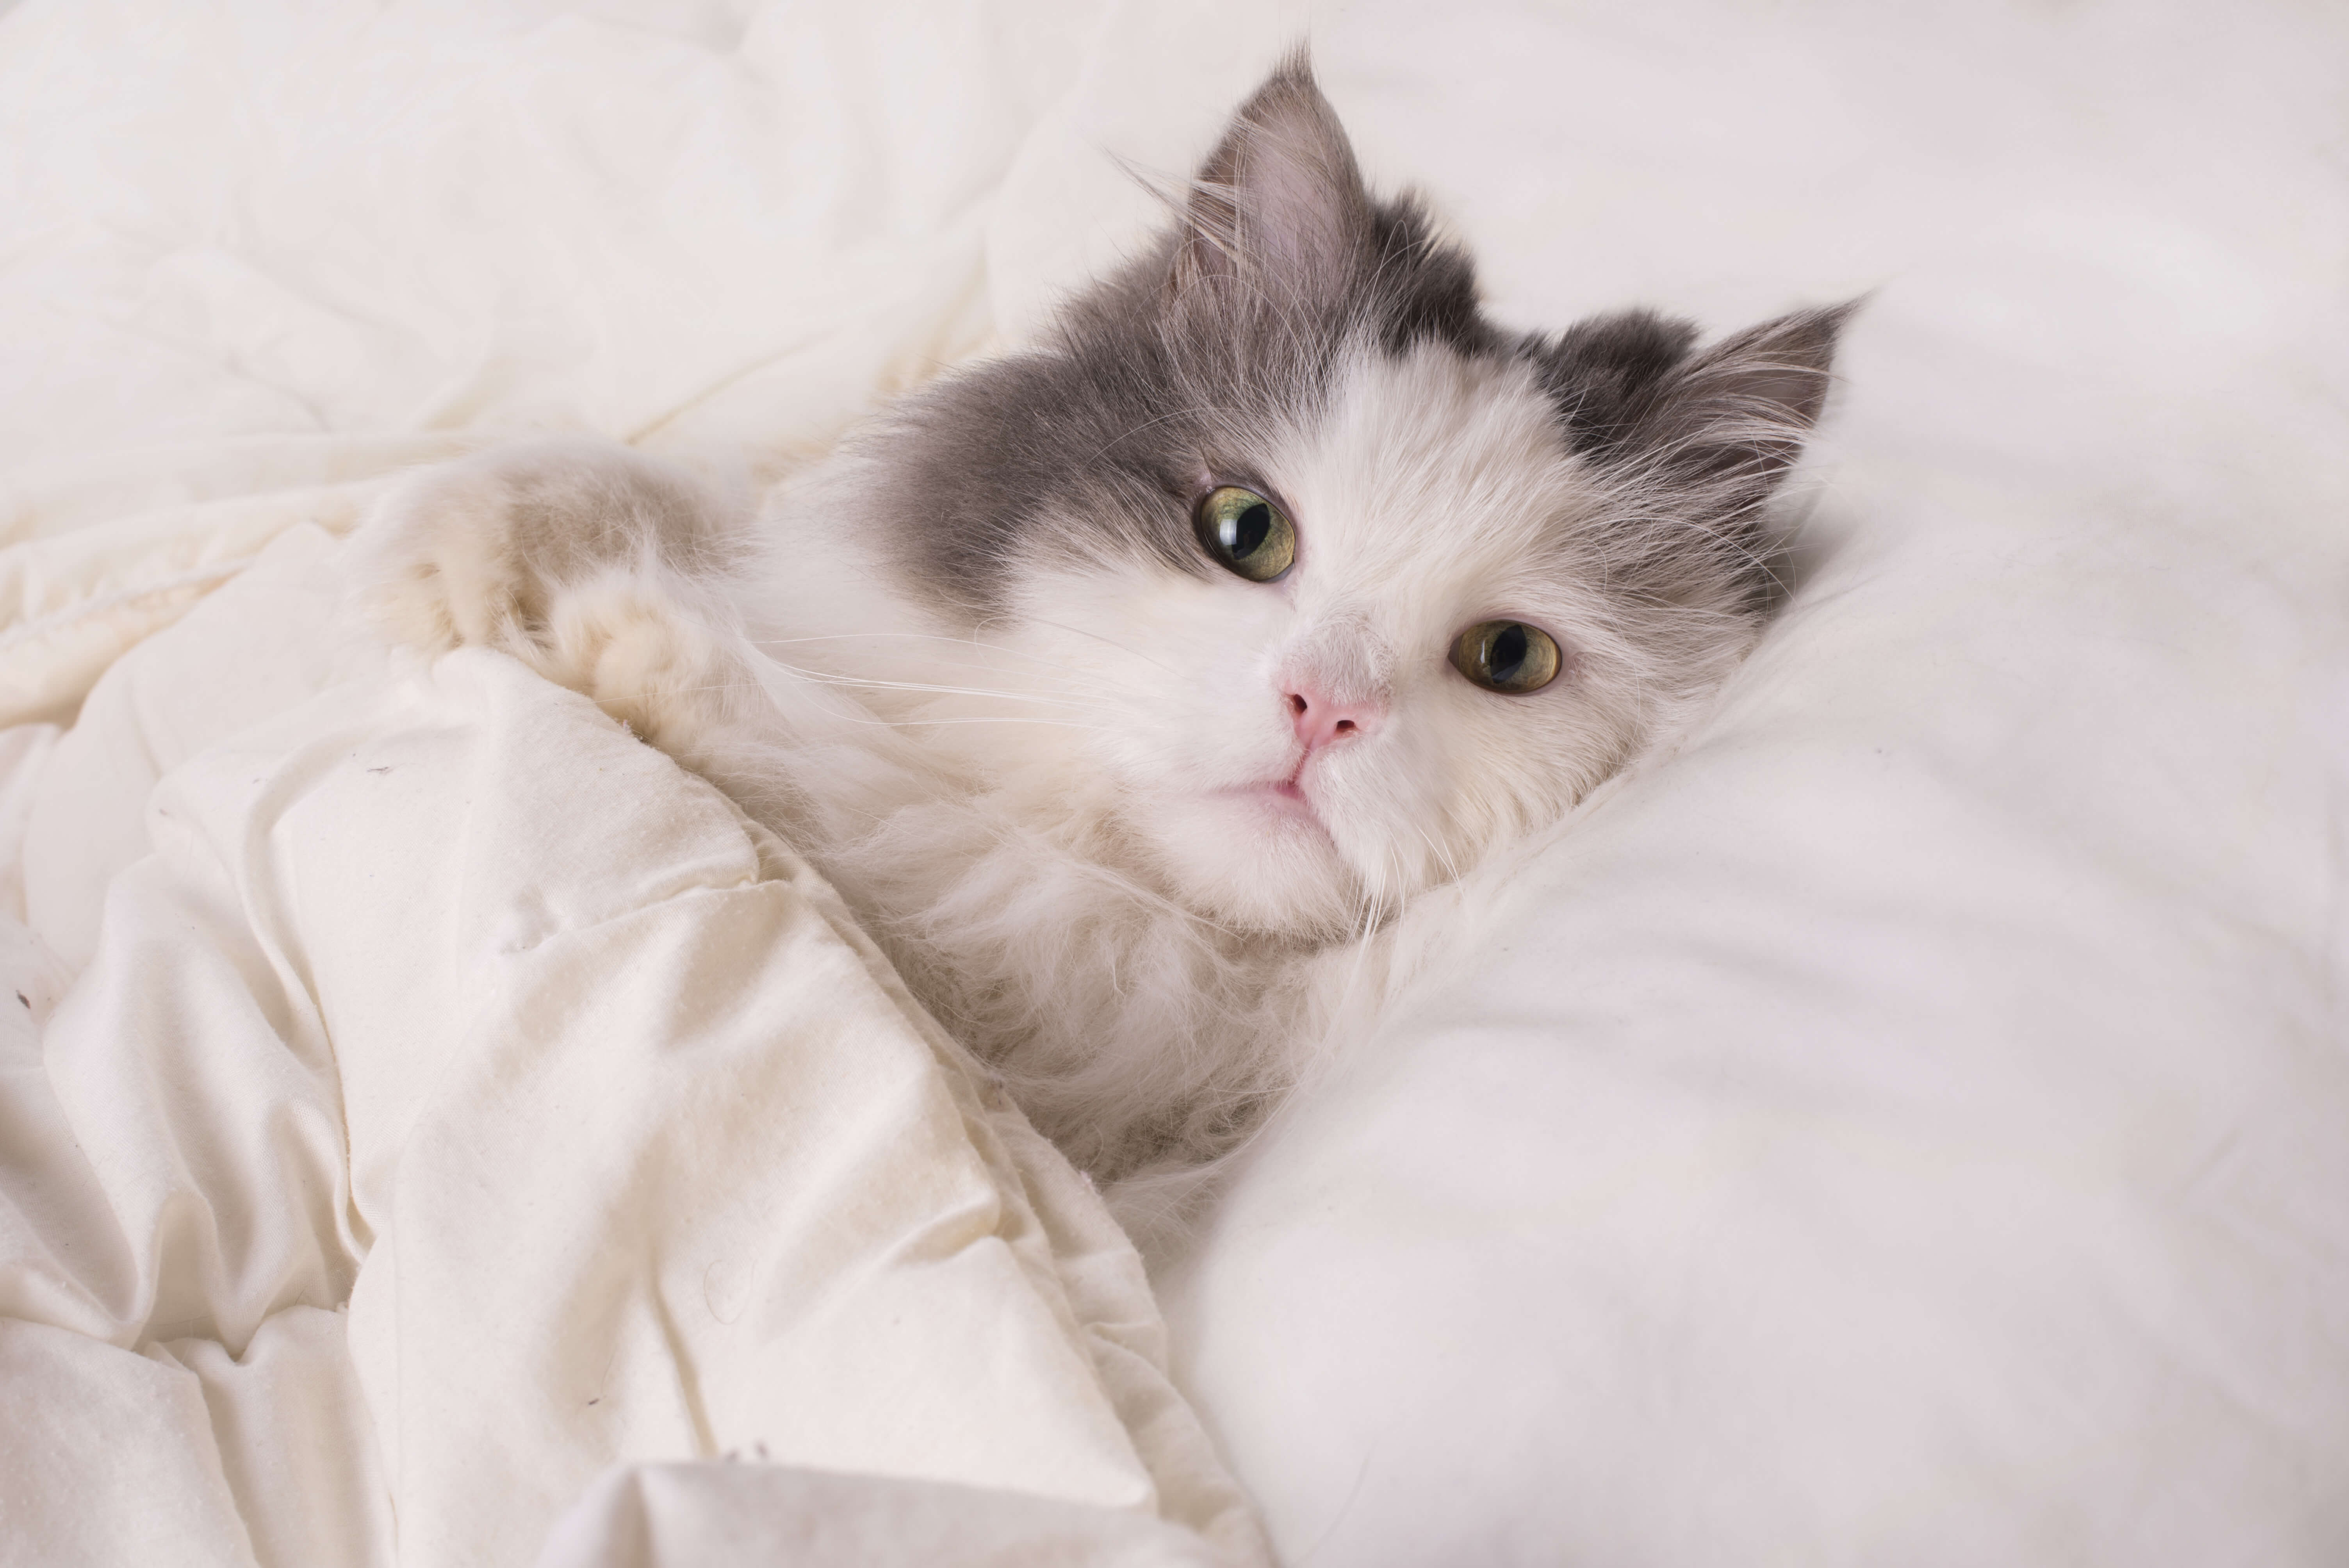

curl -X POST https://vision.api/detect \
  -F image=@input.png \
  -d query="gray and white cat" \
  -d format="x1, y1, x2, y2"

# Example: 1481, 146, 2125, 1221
355, 57, 1847, 1205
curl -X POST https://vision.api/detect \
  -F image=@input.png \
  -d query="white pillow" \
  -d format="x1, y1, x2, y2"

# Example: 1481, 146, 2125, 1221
1144, 3, 2349, 1557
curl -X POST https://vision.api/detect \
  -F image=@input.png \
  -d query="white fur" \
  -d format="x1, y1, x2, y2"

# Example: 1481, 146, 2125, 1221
354, 340, 1752, 1204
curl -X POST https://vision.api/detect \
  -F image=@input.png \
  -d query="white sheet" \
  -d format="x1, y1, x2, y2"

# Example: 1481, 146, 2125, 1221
3, 0, 2344, 1564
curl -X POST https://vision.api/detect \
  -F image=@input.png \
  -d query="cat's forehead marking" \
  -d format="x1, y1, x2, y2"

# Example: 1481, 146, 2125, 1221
1267, 341, 1594, 608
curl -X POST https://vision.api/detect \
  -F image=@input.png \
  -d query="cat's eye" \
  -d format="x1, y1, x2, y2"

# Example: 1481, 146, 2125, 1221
1194, 486, 1295, 582
1450, 620, 1562, 694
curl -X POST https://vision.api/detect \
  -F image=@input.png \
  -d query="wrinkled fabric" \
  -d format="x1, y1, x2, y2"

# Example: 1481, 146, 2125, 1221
0, 529, 1265, 1566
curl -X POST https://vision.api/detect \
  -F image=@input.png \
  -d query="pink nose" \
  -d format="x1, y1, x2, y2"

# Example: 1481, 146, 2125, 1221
1285, 683, 1381, 752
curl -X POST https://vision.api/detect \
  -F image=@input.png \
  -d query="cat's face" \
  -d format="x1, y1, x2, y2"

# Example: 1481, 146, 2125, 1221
839, 57, 1845, 937
994, 342, 1665, 933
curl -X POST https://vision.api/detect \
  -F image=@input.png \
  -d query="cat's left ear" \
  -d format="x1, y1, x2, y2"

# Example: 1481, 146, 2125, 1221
1170, 51, 1375, 300
1535, 300, 1859, 522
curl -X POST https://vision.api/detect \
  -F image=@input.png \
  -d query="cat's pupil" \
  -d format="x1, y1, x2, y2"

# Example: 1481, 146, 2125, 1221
1195, 486, 1295, 581
1450, 618, 1561, 693
1489, 623, 1528, 680
1227, 502, 1272, 559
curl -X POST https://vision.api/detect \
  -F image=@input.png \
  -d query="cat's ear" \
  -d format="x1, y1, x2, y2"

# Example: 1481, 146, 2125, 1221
1171, 51, 1375, 300
1535, 301, 1857, 518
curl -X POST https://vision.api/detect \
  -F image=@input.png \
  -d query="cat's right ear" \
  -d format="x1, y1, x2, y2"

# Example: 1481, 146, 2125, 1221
1170, 51, 1376, 302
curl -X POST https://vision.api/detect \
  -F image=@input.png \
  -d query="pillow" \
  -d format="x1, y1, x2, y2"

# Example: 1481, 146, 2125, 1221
1143, 3, 2349, 1559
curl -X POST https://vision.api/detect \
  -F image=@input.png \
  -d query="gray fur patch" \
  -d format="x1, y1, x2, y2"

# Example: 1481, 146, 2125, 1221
859, 52, 1849, 623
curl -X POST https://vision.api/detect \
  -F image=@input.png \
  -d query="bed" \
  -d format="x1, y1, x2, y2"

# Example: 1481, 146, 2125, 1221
2, 2, 2344, 1564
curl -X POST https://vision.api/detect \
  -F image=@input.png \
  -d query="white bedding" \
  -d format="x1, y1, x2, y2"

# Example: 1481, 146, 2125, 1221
3, 1, 2345, 1564
0, 520, 1264, 1566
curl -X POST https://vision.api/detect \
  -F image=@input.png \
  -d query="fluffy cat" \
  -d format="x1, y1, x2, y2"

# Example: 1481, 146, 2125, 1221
353, 56, 1848, 1206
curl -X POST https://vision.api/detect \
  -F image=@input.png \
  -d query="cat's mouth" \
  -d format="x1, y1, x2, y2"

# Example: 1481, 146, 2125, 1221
1216, 774, 1328, 834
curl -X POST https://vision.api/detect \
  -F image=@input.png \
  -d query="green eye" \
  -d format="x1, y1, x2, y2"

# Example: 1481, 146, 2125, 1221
1194, 486, 1296, 582
1450, 620, 1562, 694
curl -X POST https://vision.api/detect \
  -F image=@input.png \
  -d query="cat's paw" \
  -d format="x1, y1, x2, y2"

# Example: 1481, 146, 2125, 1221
535, 570, 735, 750
351, 440, 742, 750
353, 449, 566, 662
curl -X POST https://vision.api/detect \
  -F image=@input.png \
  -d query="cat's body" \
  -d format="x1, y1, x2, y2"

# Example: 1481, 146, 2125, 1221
355, 58, 1847, 1199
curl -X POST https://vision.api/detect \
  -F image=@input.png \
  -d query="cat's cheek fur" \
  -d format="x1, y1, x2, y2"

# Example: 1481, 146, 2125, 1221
993, 561, 1365, 930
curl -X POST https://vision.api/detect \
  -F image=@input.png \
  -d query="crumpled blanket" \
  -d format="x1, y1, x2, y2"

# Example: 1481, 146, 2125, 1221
0, 522, 1266, 1566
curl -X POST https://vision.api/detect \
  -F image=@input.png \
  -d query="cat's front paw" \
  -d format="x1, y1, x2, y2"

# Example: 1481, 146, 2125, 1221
349, 440, 741, 751
352, 442, 584, 663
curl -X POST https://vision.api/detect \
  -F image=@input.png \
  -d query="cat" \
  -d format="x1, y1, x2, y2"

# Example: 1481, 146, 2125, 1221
352, 54, 1849, 1212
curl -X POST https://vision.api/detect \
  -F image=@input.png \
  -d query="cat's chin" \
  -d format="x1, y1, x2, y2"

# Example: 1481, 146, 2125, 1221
1144, 785, 1362, 937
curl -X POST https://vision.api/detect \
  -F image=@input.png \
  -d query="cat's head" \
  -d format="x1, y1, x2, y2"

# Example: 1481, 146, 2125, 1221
831, 55, 1847, 937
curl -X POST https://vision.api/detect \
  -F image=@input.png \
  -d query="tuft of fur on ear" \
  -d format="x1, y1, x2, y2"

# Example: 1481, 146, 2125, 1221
1530, 300, 1857, 526
1171, 49, 1376, 299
